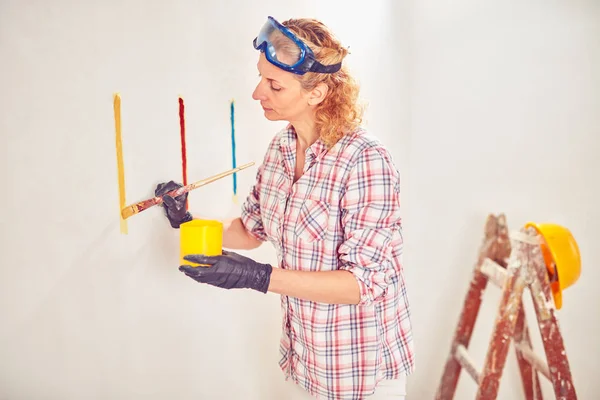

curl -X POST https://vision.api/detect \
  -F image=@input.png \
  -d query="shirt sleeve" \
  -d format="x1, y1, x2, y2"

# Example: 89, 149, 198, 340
240, 131, 286, 243
240, 161, 268, 242
338, 145, 403, 306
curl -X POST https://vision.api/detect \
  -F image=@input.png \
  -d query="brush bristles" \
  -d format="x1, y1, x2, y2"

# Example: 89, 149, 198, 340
121, 206, 135, 220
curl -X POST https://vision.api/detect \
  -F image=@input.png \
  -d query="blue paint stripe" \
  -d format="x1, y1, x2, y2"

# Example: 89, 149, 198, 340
230, 100, 237, 195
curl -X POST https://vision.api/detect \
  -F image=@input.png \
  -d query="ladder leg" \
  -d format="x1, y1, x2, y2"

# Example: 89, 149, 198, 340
514, 303, 543, 400
435, 271, 488, 400
529, 243, 578, 400
435, 214, 511, 400
476, 262, 527, 400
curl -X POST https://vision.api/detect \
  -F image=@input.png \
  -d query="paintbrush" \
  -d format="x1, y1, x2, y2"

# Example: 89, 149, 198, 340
120, 161, 255, 220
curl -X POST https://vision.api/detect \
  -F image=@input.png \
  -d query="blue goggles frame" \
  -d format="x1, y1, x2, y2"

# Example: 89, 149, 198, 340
253, 16, 342, 75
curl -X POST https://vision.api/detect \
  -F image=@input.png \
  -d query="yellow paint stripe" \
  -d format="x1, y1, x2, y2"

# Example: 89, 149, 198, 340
113, 93, 128, 234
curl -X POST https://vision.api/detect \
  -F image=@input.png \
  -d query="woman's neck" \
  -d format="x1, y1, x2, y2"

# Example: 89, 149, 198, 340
291, 118, 319, 150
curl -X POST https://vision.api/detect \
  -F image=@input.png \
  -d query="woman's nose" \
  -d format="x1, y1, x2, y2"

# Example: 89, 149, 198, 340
252, 81, 266, 101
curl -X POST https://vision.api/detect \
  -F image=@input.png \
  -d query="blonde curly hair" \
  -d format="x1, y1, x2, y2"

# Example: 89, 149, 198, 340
281, 18, 364, 148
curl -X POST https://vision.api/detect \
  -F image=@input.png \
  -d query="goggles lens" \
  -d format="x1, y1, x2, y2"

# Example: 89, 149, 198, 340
254, 17, 304, 69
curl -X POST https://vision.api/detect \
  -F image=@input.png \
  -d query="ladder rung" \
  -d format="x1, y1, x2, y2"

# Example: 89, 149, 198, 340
514, 342, 551, 380
510, 230, 540, 245
480, 258, 507, 288
455, 344, 481, 383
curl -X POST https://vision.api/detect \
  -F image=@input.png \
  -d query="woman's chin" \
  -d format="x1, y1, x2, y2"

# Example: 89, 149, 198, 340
263, 110, 280, 120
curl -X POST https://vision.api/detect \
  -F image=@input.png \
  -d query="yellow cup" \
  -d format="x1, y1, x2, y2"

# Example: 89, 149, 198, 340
180, 219, 223, 267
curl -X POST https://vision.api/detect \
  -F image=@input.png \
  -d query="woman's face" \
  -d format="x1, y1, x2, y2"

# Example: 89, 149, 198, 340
252, 53, 312, 123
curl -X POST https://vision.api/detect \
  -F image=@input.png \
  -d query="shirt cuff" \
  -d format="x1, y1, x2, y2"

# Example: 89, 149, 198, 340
339, 260, 393, 306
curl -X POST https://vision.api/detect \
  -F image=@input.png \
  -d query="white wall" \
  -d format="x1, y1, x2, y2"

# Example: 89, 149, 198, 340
405, 1, 600, 399
1, 0, 598, 399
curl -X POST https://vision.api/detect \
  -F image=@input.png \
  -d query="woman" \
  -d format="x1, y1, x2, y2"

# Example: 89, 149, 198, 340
155, 16, 414, 400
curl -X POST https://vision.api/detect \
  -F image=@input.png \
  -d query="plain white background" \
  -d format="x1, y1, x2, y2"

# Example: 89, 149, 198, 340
1, 0, 598, 399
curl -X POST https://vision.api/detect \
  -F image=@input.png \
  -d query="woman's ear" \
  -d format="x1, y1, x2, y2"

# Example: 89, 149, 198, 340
307, 82, 329, 106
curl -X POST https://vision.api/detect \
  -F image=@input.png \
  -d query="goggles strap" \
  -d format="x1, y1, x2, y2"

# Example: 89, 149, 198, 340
309, 61, 342, 74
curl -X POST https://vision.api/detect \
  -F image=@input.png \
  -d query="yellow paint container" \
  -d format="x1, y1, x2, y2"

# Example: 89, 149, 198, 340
180, 219, 223, 267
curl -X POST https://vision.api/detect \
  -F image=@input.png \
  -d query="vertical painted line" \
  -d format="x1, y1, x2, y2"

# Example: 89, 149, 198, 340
113, 93, 128, 234
230, 99, 237, 203
179, 96, 188, 210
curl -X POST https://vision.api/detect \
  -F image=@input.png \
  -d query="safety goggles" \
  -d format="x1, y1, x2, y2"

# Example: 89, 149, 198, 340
253, 16, 342, 75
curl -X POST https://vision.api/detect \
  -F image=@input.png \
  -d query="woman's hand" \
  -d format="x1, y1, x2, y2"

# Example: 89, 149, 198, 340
180, 250, 272, 293
154, 180, 193, 228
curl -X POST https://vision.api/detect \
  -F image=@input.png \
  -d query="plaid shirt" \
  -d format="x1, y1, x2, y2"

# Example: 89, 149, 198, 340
241, 126, 415, 399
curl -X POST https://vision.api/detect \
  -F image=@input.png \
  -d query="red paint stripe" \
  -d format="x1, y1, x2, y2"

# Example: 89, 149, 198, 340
179, 97, 188, 209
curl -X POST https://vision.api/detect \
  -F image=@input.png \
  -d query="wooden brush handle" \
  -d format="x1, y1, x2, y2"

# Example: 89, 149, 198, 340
120, 161, 255, 220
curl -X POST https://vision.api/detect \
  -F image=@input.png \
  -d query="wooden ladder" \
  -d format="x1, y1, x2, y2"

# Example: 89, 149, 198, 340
435, 214, 577, 400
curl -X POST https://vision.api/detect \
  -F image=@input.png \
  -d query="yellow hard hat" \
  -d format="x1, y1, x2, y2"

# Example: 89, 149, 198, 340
524, 222, 581, 309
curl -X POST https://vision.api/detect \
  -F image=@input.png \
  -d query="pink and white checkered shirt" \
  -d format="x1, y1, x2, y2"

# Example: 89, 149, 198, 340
241, 126, 415, 399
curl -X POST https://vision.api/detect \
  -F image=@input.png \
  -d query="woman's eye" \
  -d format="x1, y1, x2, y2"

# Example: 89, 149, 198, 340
271, 86, 281, 92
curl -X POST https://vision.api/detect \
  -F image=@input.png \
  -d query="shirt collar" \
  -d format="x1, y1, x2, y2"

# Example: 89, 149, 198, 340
279, 124, 331, 162
306, 137, 328, 161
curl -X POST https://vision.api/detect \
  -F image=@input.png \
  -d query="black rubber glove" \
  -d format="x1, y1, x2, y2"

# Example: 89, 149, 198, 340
179, 250, 272, 293
154, 180, 193, 228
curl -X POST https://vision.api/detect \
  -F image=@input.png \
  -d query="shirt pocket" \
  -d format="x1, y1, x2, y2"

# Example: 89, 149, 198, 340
294, 198, 330, 242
